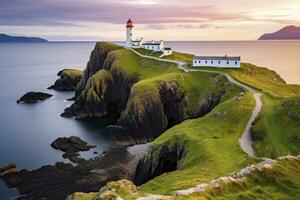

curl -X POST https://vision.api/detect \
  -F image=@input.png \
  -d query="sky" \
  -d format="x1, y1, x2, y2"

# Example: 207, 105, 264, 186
1, 0, 300, 41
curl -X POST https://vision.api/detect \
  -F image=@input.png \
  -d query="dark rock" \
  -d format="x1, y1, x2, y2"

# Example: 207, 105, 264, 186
62, 64, 138, 119
1, 145, 146, 200
0, 163, 17, 177
51, 136, 96, 163
105, 80, 224, 144
134, 138, 187, 185
75, 42, 123, 98
17, 92, 52, 104
48, 69, 82, 91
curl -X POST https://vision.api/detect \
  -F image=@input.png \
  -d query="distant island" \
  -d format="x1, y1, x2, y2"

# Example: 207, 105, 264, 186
258, 25, 300, 40
0, 34, 48, 43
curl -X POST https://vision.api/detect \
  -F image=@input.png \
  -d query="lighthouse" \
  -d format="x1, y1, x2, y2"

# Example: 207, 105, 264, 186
126, 19, 134, 47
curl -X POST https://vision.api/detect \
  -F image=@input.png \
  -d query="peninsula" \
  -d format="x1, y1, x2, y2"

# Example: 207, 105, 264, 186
0, 33, 48, 43
258, 25, 300, 40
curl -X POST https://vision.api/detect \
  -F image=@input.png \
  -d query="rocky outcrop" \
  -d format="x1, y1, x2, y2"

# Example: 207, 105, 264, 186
62, 67, 138, 119
0, 163, 17, 177
105, 79, 224, 144
17, 91, 52, 104
75, 42, 122, 98
62, 43, 136, 119
64, 42, 226, 143
1, 145, 145, 200
134, 138, 187, 185
51, 136, 96, 163
48, 69, 82, 91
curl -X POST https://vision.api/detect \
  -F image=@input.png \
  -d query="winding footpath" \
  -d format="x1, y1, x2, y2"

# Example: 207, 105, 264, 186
128, 48, 262, 157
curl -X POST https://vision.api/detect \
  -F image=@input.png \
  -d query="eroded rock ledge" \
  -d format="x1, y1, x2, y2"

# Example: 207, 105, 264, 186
48, 69, 82, 91
135, 137, 187, 185
17, 91, 53, 104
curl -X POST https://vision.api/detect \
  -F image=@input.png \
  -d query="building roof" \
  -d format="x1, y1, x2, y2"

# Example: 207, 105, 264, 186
164, 47, 172, 50
194, 56, 241, 61
126, 19, 134, 28
142, 43, 161, 46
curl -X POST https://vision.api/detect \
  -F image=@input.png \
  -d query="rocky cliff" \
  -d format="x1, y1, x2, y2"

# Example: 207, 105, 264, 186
75, 42, 123, 97
62, 42, 136, 118
63, 42, 233, 143
135, 137, 187, 185
105, 75, 225, 144
48, 69, 82, 91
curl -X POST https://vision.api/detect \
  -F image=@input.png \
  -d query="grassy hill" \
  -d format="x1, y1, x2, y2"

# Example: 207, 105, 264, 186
66, 43, 300, 200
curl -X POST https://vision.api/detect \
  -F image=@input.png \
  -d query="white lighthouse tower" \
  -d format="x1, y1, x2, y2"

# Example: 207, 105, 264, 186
126, 19, 134, 47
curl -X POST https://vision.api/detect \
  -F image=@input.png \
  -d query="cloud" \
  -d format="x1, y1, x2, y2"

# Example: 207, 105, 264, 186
147, 23, 226, 30
0, 0, 248, 26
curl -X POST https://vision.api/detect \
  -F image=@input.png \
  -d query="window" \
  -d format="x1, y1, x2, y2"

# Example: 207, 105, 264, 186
211, 61, 213, 64
235, 61, 237, 65
227, 61, 229, 65
205, 61, 207, 64
199, 60, 201, 63
218, 61, 221, 64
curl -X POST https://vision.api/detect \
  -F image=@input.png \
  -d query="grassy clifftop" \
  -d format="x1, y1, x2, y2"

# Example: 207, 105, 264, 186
137, 92, 255, 195
67, 42, 239, 143
66, 42, 300, 200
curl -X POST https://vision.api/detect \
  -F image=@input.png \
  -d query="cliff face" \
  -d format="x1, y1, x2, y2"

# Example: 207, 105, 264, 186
106, 78, 224, 144
48, 69, 82, 91
64, 42, 229, 144
75, 42, 122, 97
62, 65, 138, 119
62, 42, 137, 118
134, 137, 187, 185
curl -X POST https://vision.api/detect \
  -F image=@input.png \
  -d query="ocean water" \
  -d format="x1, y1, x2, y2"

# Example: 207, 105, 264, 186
0, 42, 112, 199
0, 41, 300, 199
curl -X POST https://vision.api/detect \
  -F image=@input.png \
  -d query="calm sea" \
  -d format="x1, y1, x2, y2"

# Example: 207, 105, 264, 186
0, 41, 299, 199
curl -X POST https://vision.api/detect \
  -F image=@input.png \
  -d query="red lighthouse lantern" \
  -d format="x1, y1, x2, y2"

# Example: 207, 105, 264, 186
127, 19, 134, 28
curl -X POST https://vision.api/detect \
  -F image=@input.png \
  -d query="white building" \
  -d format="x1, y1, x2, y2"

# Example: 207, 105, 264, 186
193, 56, 241, 68
125, 19, 143, 48
142, 40, 165, 51
125, 19, 172, 55
160, 47, 173, 57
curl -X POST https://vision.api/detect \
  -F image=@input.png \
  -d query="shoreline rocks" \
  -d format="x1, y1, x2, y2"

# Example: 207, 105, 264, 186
48, 69, 82, 91
17, 91, 53, 104
51, 136, 96, 163
1, 144, 146, 200
0, 163, 17, 177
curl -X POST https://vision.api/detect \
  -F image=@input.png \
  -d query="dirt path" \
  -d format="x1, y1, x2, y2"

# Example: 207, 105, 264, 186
128, 48, 262, 157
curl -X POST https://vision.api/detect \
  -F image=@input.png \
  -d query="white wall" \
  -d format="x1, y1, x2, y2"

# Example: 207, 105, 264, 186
142, 41, 164, 51
126, 27, 133, 47
160, 50, 173, 58
193, 59, 240, 68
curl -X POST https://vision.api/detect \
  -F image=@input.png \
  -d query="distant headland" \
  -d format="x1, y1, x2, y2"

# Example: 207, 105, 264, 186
258, 25, 300, 40
0, 34, 48, 43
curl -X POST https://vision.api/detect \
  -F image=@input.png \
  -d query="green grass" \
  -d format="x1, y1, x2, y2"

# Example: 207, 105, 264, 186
252, 95, 300, 158
164, 51, 194, 64
196, 63, 300, 97
191, 63, 300, 158
112, 48, 179, 80
68, 192, 97, 200
180, 158, 300, 200
134, 48, 163, 58
59, 69, 82, 78
139, 92, 256, 195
